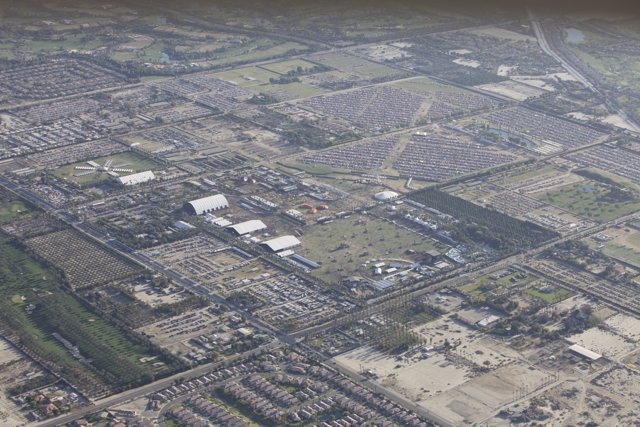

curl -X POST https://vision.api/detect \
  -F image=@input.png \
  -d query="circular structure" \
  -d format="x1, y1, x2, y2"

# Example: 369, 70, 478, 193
373, 191, 399, 201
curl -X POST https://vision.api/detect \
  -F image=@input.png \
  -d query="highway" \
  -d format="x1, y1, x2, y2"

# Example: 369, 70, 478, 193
528, 10, 640, 133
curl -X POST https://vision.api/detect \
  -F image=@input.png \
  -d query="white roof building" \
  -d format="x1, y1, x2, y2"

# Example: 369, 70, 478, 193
260, 235, 301, 252
184, 194, 229, 215
374, 191, 399, 201
227, 220, 267, 236
117, 170, 155, 186
568, 344, 602, 361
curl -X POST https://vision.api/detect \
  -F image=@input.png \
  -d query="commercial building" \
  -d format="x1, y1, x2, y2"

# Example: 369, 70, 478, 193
184, 194, 229, 215
568, 344, 602, 362
260, 235, 301, 252
117, 170, 155, 186
226, 220, 267, 236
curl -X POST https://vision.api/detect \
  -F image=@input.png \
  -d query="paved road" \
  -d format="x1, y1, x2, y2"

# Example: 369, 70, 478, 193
528, 10, 640, 133
32, 342, 280, 427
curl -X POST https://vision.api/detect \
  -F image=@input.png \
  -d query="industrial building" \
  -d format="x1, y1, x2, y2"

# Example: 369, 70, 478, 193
117, 170, 155, 186
260, 235, 301, 252
184, 194, 229, 215
568, 344, 602, 362
226, 219, 267, 236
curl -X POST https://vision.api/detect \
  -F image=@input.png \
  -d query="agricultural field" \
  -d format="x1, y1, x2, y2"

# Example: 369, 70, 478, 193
0, 237, 178, 397
52, 151, 159, 187
25, 229, 142, 289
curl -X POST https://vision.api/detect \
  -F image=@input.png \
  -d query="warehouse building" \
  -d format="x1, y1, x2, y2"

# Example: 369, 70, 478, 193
184, 194, 229, 215
226, 219, 267, 236
568, 344, 602, 362
117, 170, 155, 186
260, 235, 301, 252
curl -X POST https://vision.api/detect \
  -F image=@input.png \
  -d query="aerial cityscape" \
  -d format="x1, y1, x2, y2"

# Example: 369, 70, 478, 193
0, 1, 639, 426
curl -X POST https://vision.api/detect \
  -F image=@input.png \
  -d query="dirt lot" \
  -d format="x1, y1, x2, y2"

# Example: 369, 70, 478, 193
0, 338, 44, 426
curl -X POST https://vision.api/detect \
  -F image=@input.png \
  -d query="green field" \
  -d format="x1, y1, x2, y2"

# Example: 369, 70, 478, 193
458, 270, 535, 301
536, 180, 640, 222
311, 52, 402, 80
524, 286, 574, 303
212, 64, 325, 99
25, 35, 106, 53
602, 230, 640, 267
211, 66, 280, 88
260, 58, 320, 75
53, 151, 158, 186
297, 215, 445, 283
204, 40, 309, 69
0, 238, 177, 395
255, 81, 325, 100
0, 199, 33, 225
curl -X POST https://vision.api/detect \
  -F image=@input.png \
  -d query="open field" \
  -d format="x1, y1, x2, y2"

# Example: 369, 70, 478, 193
310, 52, 403, 80
589, 226, 640, 268
260, 59, 320, 75
0, 189, 34, 225
535, 179, 640, 223
203, 40, 310, 69
457, 269, 536, 302
0, 238, 175, 396
297, 214, 446, 284
210, 67, 280, 88
52, 151, 159, 186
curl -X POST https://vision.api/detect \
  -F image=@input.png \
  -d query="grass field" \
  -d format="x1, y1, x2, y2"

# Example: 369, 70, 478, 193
536, 180, 640, 222
204, 40, 309, 69
0, 238, 174, 395
524, 286, 574, 303
25, 35, 106, 53
0, 199, 33, 225
311, 52, 402, 80
297, 215, 445, 283
53, 151, 158, 186
255, 81, 325, 100
458, 270, 535, 301
602, 230, 640, 267
260, 58, 319, 75
211, 66, 280, 88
